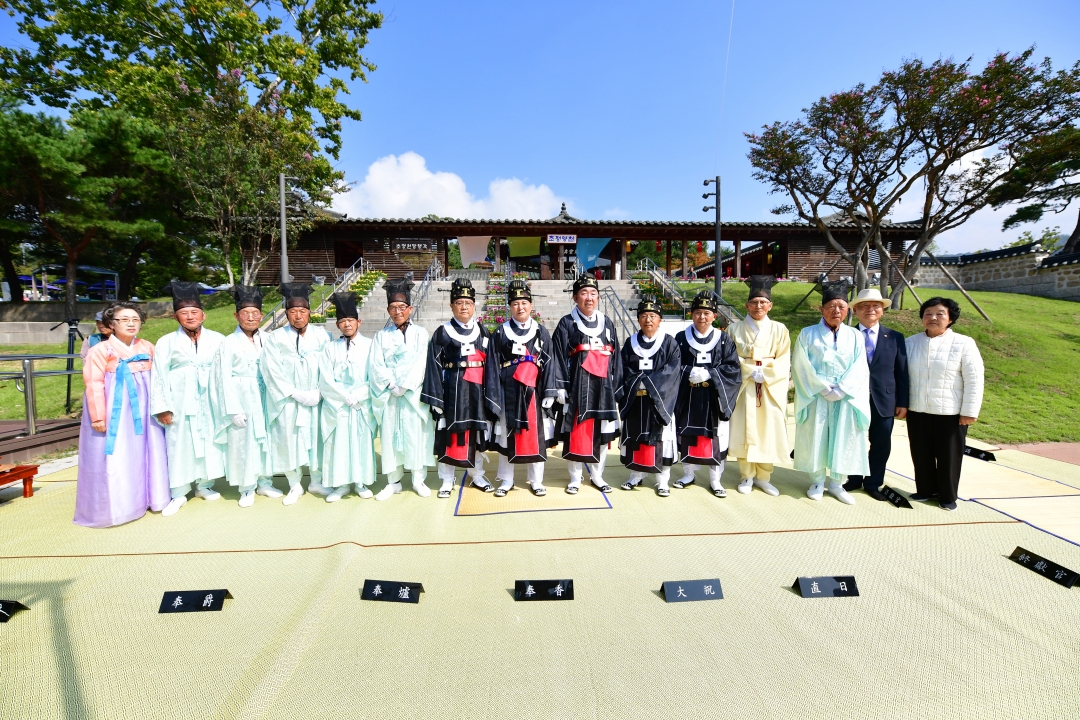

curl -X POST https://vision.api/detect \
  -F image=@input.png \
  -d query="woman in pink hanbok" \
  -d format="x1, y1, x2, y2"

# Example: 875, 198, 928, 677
74, 302, 170, 528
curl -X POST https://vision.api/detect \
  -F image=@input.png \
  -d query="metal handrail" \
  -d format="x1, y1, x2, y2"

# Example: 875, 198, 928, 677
705, 289, 745, 326
312, 257, 367, 316
410, 257, 443, 321
0, 353, 83, 436
383, 257, 442, 330
262, 298, 287, 331
637, 258, 687, 312
598, 286, 637, 341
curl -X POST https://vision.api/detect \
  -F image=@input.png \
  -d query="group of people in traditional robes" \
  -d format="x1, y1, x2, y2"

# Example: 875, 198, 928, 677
73, 267, 982, 528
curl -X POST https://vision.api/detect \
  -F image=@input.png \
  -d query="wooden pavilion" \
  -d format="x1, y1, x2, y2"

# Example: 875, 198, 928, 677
249, 205, 921, 283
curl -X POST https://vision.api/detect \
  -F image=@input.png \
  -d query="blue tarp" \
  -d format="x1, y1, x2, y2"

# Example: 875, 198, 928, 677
576, 237, 611, 268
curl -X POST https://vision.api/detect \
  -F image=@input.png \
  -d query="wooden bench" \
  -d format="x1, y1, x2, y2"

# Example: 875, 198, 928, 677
0, 457, 39, 498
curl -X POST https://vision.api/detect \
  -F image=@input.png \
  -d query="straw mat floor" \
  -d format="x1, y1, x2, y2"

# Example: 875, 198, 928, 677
3, 424, 1080, 719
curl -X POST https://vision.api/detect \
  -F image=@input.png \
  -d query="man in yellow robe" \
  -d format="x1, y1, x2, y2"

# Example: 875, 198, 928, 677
725, 276, 791, 496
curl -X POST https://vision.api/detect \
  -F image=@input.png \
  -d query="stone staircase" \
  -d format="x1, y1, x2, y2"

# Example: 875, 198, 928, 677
362, 251, 415, 280
410, 279, 642, 336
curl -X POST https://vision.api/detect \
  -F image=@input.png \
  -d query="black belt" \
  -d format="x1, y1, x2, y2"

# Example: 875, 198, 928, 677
501, 358, 543, 369
444, 361, 485, 368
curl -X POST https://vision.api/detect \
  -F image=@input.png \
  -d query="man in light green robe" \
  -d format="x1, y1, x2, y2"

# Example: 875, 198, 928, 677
261, 283, 331, 505
318, 292, 378, 502
151, 281, 226, 517
792, 283, 870, 505
210, 285, 280, 508
370, 278, 435, 500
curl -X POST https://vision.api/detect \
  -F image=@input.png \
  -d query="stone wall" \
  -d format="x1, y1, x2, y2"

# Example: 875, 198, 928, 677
914, 245, 1080, 302
0, 321, 96, 346
0, 300, 173, 323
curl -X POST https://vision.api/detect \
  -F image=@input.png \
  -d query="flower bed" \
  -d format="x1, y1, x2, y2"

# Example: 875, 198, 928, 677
480, 273, 541, 331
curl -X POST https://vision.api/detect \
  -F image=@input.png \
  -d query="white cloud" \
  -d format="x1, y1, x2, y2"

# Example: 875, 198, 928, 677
333, 151, 569, 221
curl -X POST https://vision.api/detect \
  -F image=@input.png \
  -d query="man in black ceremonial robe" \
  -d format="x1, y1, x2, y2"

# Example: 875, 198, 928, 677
673, 290, 742, 498
422, 278, 500, 498
489, 279, 558, 497
552, 275, 623, 495
617, 296, 682, 496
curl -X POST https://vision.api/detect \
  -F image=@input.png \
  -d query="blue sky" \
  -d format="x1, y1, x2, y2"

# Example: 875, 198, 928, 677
4, 0, 1079, 251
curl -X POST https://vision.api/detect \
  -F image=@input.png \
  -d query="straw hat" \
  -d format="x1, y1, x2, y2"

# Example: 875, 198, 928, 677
850, 288, 892, 309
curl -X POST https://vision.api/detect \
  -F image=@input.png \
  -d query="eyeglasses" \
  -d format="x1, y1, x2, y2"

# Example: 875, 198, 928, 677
388, 304, 409, 312
114, 318, 141, 325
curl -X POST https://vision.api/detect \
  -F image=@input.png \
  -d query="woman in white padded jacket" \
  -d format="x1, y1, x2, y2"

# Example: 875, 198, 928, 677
905, 297, 984, 511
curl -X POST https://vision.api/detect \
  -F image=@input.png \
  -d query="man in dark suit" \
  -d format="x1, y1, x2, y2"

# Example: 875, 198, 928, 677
844, 288, 908, 501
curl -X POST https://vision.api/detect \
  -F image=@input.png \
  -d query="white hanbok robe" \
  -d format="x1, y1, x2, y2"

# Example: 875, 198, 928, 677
792, 320, 871, 478
319, 335, 377, 489
210, 327, 271, 489
150, 326, 226, 489
261, 323, 330, 475
369, 323, 435, 474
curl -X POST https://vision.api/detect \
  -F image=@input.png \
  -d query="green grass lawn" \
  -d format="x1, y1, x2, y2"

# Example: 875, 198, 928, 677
4, 284, 1079, 445
678, 281, 1080, 445
0, 297, 276, 424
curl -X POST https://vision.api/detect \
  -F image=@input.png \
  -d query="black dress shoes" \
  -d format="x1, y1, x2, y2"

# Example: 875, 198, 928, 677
842, 479, 862, 492
865, 486, 888, 502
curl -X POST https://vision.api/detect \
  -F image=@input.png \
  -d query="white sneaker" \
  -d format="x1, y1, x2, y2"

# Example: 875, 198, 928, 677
754, 480, 780, 496
326, 488, 348, 503
375, 482, 401, 501
355, 486, 374, 499
413, 480, 431, 498
737, 478, 753, 494
283, 484, 304, 506
256, 485, 283, 498
238, 490, 255, 508
827, 483, 856, 505
807, 483, 824, 501
307, 481, 331, 497
162, 496, 187, 516
195, 487, 221, 501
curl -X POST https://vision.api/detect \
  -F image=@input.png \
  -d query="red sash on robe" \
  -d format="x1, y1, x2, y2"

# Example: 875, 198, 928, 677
444, 430, 471, 462
463, 350, 486, 384
513, 394, 540, 457
687, 434, 713, 459
632, 443, 655, 468
569, 417, 596, 457
573, 344, 613, 378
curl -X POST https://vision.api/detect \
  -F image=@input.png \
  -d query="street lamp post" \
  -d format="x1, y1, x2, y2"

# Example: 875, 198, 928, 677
279, 173, 300, 284
703, 176, 722, 297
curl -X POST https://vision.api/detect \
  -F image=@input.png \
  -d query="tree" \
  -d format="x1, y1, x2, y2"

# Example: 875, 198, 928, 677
1, 0, 382, 159
1002, 226, 1063, 252
747, 50, 1080, 303
1, 107, 170, 317
988, 126, 1080, 255
156, 73, 341, 285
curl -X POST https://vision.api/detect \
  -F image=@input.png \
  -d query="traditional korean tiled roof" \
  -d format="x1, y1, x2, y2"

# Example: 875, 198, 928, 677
918, 241, 1044, 265
1039, 250, 1080, 268
336, 203, 924, 231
